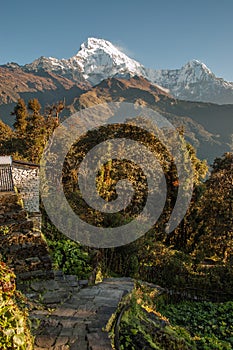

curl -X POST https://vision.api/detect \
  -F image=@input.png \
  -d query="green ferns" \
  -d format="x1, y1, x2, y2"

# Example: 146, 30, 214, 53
0, 262, 33, 350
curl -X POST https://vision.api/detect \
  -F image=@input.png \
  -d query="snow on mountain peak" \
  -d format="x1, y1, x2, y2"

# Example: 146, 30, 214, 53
174, 59, 214, 85
79, 37, 119, 53
182, 59, 213, 76
24, 54, 74, 74
75, 37, 138, 64
69, 37, 146, 84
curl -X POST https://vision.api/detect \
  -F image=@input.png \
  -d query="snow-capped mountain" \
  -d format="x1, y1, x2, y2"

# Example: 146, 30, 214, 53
24, 55, 87, 83
24, 37, 233, 104
147, 60, 233, 104
71, 37, 147, 85
24, 38, 146, 85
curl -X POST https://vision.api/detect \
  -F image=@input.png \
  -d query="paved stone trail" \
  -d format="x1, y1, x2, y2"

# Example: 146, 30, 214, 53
22, 274, 134, 350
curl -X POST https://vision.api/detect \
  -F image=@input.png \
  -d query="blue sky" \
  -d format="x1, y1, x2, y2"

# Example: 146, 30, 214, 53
1, 0, 233, 81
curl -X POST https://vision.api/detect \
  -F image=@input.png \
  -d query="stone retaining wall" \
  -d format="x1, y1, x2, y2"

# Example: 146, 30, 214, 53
0, 192, 53, 281
12, 162, 40, 213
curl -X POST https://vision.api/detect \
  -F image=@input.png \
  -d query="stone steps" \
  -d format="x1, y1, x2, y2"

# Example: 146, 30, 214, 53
0, 218, 34, 231
0, 209, 27, 222
0, 192, 19, 206
22, 276, 134, 350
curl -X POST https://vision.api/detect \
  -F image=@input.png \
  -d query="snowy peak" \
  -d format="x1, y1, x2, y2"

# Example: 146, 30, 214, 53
76, 37, 130, 60
147, 59, 215, 88
182, 59, 212, 72
146, 58, 233, 103
24, 56, 67, 72
73, 37, 142, 69
70, 37, 145, 85
179, 59, 214, 83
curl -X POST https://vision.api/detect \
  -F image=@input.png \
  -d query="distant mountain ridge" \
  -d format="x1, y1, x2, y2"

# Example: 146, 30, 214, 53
66, 75, 232, 163
0, 72, 232, 163
22, 37, 233, 104
0, 63, 90, 126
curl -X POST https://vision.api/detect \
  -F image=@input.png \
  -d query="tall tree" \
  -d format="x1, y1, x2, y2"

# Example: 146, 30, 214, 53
0, 119, 14, 155
12, 98, 28, 135
25, 99, 46, 162
189, 153, 233, 263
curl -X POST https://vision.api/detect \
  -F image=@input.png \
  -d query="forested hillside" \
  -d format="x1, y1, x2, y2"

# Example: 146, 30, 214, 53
0, 97, 232, 349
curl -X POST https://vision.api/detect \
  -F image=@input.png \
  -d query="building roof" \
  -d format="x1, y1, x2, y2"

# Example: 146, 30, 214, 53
0, 157, 14, 192
12, 159, 40, 168
0, 156, 12, 166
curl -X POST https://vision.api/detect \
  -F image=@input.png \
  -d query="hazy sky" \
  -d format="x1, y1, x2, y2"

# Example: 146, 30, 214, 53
1, 0, 233, 81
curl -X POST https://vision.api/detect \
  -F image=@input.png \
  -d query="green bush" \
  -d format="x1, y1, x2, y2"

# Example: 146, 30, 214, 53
0, 262, 33, 350
47, 238, 92, 278
42, 217, 92, 279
